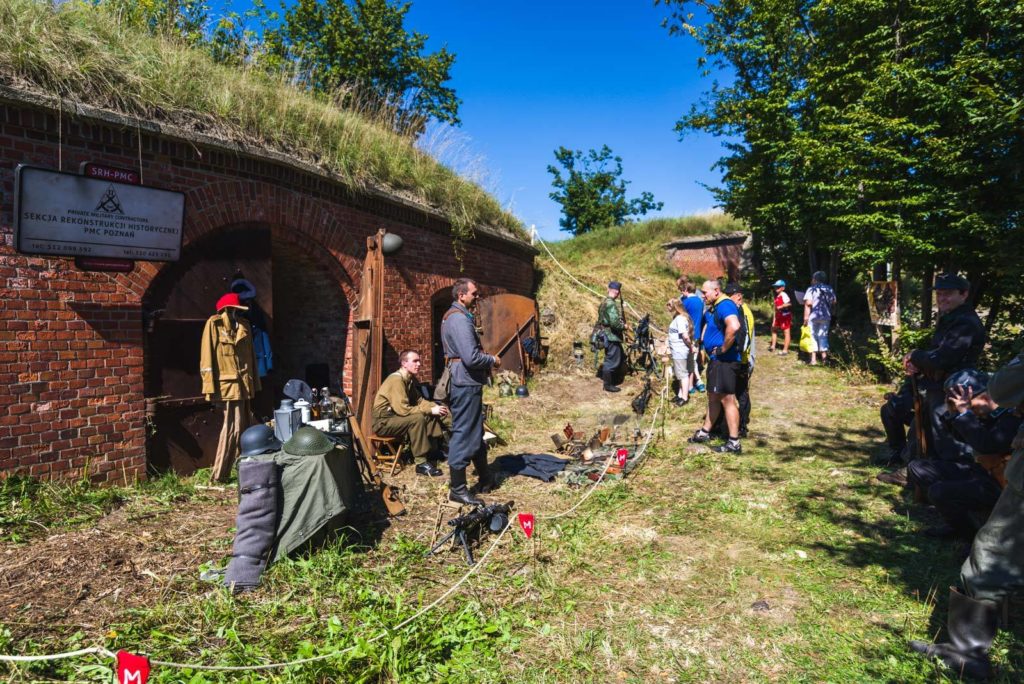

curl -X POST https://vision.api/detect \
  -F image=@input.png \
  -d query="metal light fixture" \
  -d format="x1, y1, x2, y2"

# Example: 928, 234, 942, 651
380, 231, 403, 256
572, 340, 585, 367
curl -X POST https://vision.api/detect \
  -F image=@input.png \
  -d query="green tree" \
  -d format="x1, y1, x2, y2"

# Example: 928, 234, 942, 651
547, 145, 663, 236
94, 0, 209, 46
267, 0, 459, 134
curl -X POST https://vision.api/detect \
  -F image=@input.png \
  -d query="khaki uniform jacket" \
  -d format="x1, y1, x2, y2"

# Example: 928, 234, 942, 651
200, 311, 261, 402
372, 369, 433, 421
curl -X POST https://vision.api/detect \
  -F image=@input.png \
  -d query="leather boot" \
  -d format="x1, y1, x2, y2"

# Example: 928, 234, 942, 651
602, 369, 620, 393
472, 451, 496, 494
910, 587, 997, 680
449, 467, 483, 506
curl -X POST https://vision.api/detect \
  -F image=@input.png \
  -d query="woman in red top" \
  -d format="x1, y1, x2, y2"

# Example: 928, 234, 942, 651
770, 279, 792, 355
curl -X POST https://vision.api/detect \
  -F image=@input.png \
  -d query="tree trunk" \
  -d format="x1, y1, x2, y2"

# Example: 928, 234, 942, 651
921, 264, 934, 328
984, 289, 1003, 334
828, 249, 840, 288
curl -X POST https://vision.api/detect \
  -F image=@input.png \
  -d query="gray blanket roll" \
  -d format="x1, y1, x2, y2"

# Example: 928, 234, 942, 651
224, 458, 281, 592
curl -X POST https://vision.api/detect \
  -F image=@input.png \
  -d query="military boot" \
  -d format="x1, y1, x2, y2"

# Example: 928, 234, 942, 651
910, 587, 997, 680
472, 451, 496, 494
602, 370, 620, 393
449, 468, 484, 506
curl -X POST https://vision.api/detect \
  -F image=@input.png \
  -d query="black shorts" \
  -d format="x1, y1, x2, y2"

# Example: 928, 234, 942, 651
707, 359, 741, 395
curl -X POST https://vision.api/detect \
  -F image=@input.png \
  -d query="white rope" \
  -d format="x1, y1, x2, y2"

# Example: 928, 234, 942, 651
533, 231, 666, 336
0, 646, 114, 663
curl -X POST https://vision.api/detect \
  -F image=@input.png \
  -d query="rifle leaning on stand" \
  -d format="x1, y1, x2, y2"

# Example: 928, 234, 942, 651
342, 394, 406, 517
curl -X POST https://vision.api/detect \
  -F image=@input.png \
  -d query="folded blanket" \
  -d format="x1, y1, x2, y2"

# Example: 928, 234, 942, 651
224, 459, 281, 592
493, 453, 569, 482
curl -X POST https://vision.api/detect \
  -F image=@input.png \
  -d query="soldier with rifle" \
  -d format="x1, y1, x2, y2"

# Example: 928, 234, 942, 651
878, 273, 985, 485
594, 281, 626, 393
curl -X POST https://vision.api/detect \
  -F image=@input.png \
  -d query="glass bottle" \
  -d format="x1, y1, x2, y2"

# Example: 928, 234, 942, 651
320, 387, 333, 421
310, 388, 321, 420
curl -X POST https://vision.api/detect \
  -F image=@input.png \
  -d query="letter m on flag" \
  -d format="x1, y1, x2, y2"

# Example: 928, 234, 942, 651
116, 651, 150, 684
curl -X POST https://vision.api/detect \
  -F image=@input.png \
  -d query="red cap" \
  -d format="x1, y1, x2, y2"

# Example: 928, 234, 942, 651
215, 292, 248, 311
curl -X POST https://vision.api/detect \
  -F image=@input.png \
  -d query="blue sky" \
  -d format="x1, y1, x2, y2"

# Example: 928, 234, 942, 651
210, 1, 729, 241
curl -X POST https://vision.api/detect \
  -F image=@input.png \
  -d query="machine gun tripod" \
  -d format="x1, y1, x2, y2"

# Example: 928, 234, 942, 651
426, 501, 514, 566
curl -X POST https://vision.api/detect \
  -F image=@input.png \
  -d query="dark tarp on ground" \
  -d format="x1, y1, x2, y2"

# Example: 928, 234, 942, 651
493, 453, 569, 482
247, 444, 360, 562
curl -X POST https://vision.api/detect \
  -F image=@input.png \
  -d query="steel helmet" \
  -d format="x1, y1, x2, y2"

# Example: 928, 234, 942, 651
240, 424, 282, 457
283, 426, 335, 456
515, 384, 530, 398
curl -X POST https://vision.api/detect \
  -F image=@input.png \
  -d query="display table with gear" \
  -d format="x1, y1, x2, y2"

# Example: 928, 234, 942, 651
246, 440, 359, 563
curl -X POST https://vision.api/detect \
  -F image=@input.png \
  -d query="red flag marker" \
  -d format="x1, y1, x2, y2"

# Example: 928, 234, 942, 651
518, 512, 535, 538
616, 448, 629, 468
116, 651, 150, 684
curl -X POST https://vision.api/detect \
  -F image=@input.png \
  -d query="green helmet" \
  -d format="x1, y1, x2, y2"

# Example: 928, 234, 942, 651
283, 426, 334, 456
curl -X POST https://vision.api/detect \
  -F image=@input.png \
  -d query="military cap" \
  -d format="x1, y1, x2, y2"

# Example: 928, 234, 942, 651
608, 281, 622, 291
282, 378, 313, 403
988, 353, 1024, 408
934, 273, 970, 291
724, 282, 743, 295
943, 368, 989, 396
283, 426, 335, 456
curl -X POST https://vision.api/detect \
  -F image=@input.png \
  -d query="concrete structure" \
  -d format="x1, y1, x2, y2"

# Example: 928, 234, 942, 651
0, 87, 535, 482
662, 231, 752, 283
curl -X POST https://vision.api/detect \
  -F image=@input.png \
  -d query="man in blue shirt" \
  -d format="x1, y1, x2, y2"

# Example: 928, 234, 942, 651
678, 277, 706, 392
688, 279, 744, 453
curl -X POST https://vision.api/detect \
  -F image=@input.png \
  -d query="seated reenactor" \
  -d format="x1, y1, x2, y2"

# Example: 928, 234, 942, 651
372, 349, 450, 477
908, 349, 1024, 679
879, 273, 985, 468
906, 369, 1020, 542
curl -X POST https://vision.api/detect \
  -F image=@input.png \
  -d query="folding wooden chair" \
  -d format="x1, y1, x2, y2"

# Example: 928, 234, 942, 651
369, 435, 408, 476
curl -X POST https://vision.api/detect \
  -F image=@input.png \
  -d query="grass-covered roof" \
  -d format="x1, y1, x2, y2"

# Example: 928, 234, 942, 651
0, 0, 526, 244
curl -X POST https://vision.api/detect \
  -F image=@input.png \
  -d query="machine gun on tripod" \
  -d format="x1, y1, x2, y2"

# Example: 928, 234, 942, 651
426, 501, 514, 566
625, 314, 660, 377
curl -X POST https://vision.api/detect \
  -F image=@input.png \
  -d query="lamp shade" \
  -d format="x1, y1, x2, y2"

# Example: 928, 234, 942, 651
380, 232, 403, 255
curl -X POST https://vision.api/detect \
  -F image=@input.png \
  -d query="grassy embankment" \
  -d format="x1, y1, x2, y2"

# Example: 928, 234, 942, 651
5, 221, 1024, 682
0, 0, 524, 244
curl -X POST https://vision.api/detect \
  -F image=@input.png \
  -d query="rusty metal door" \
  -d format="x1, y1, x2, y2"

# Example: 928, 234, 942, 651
143, 226, 273, 475
476, 294, 540, 380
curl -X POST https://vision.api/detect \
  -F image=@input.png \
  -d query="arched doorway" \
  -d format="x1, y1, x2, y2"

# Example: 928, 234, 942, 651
143, 224, 350, 475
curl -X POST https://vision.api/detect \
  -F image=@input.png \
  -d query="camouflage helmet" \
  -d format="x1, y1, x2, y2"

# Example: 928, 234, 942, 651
283, 426, 334, 456
240, 424, 282, 457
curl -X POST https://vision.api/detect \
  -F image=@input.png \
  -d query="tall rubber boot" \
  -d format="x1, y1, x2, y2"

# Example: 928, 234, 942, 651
910, 587, 997, 680
472, 450, 496, 494
602, 369, 620, 393
449, 467, 483, 506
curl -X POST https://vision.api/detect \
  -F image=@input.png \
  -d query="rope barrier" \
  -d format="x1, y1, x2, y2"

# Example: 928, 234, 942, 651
532, 228, 666, 335
0, 647, 114, 664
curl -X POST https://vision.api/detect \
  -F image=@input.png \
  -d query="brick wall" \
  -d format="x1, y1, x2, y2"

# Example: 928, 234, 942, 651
664, 233, 751, 282
0, 96, 535, 482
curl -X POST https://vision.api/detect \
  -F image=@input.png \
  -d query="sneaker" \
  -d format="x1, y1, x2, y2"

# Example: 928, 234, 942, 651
688, 429, 712, 443
876, 467, 908, 486
713, 439, 742, 454
672, 397, 688, 407
695, 383, 706, 393
776, 350, 789, 356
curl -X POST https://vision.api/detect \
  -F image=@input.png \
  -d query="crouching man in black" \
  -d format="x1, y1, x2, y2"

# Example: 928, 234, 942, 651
907, 369, 1020, 543
909, 351, 1024, 679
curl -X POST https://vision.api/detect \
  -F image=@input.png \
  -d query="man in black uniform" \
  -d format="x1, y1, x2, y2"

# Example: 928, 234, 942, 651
595, 281, 626, 392
878, 273, 985, 481
906, 369, 1020, 542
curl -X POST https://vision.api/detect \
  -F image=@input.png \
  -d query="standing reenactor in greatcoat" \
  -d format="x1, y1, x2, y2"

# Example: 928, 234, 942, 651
440, 278, 500, 506
878, 273, 986, 481
909, 349, 1024, 679
595, 281, 626, 393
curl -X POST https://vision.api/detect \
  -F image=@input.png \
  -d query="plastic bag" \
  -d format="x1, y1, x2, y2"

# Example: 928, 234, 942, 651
799, 325, 813, 353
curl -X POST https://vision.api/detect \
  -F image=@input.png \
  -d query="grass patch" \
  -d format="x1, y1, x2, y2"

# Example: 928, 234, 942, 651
0, 0, 524, 245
